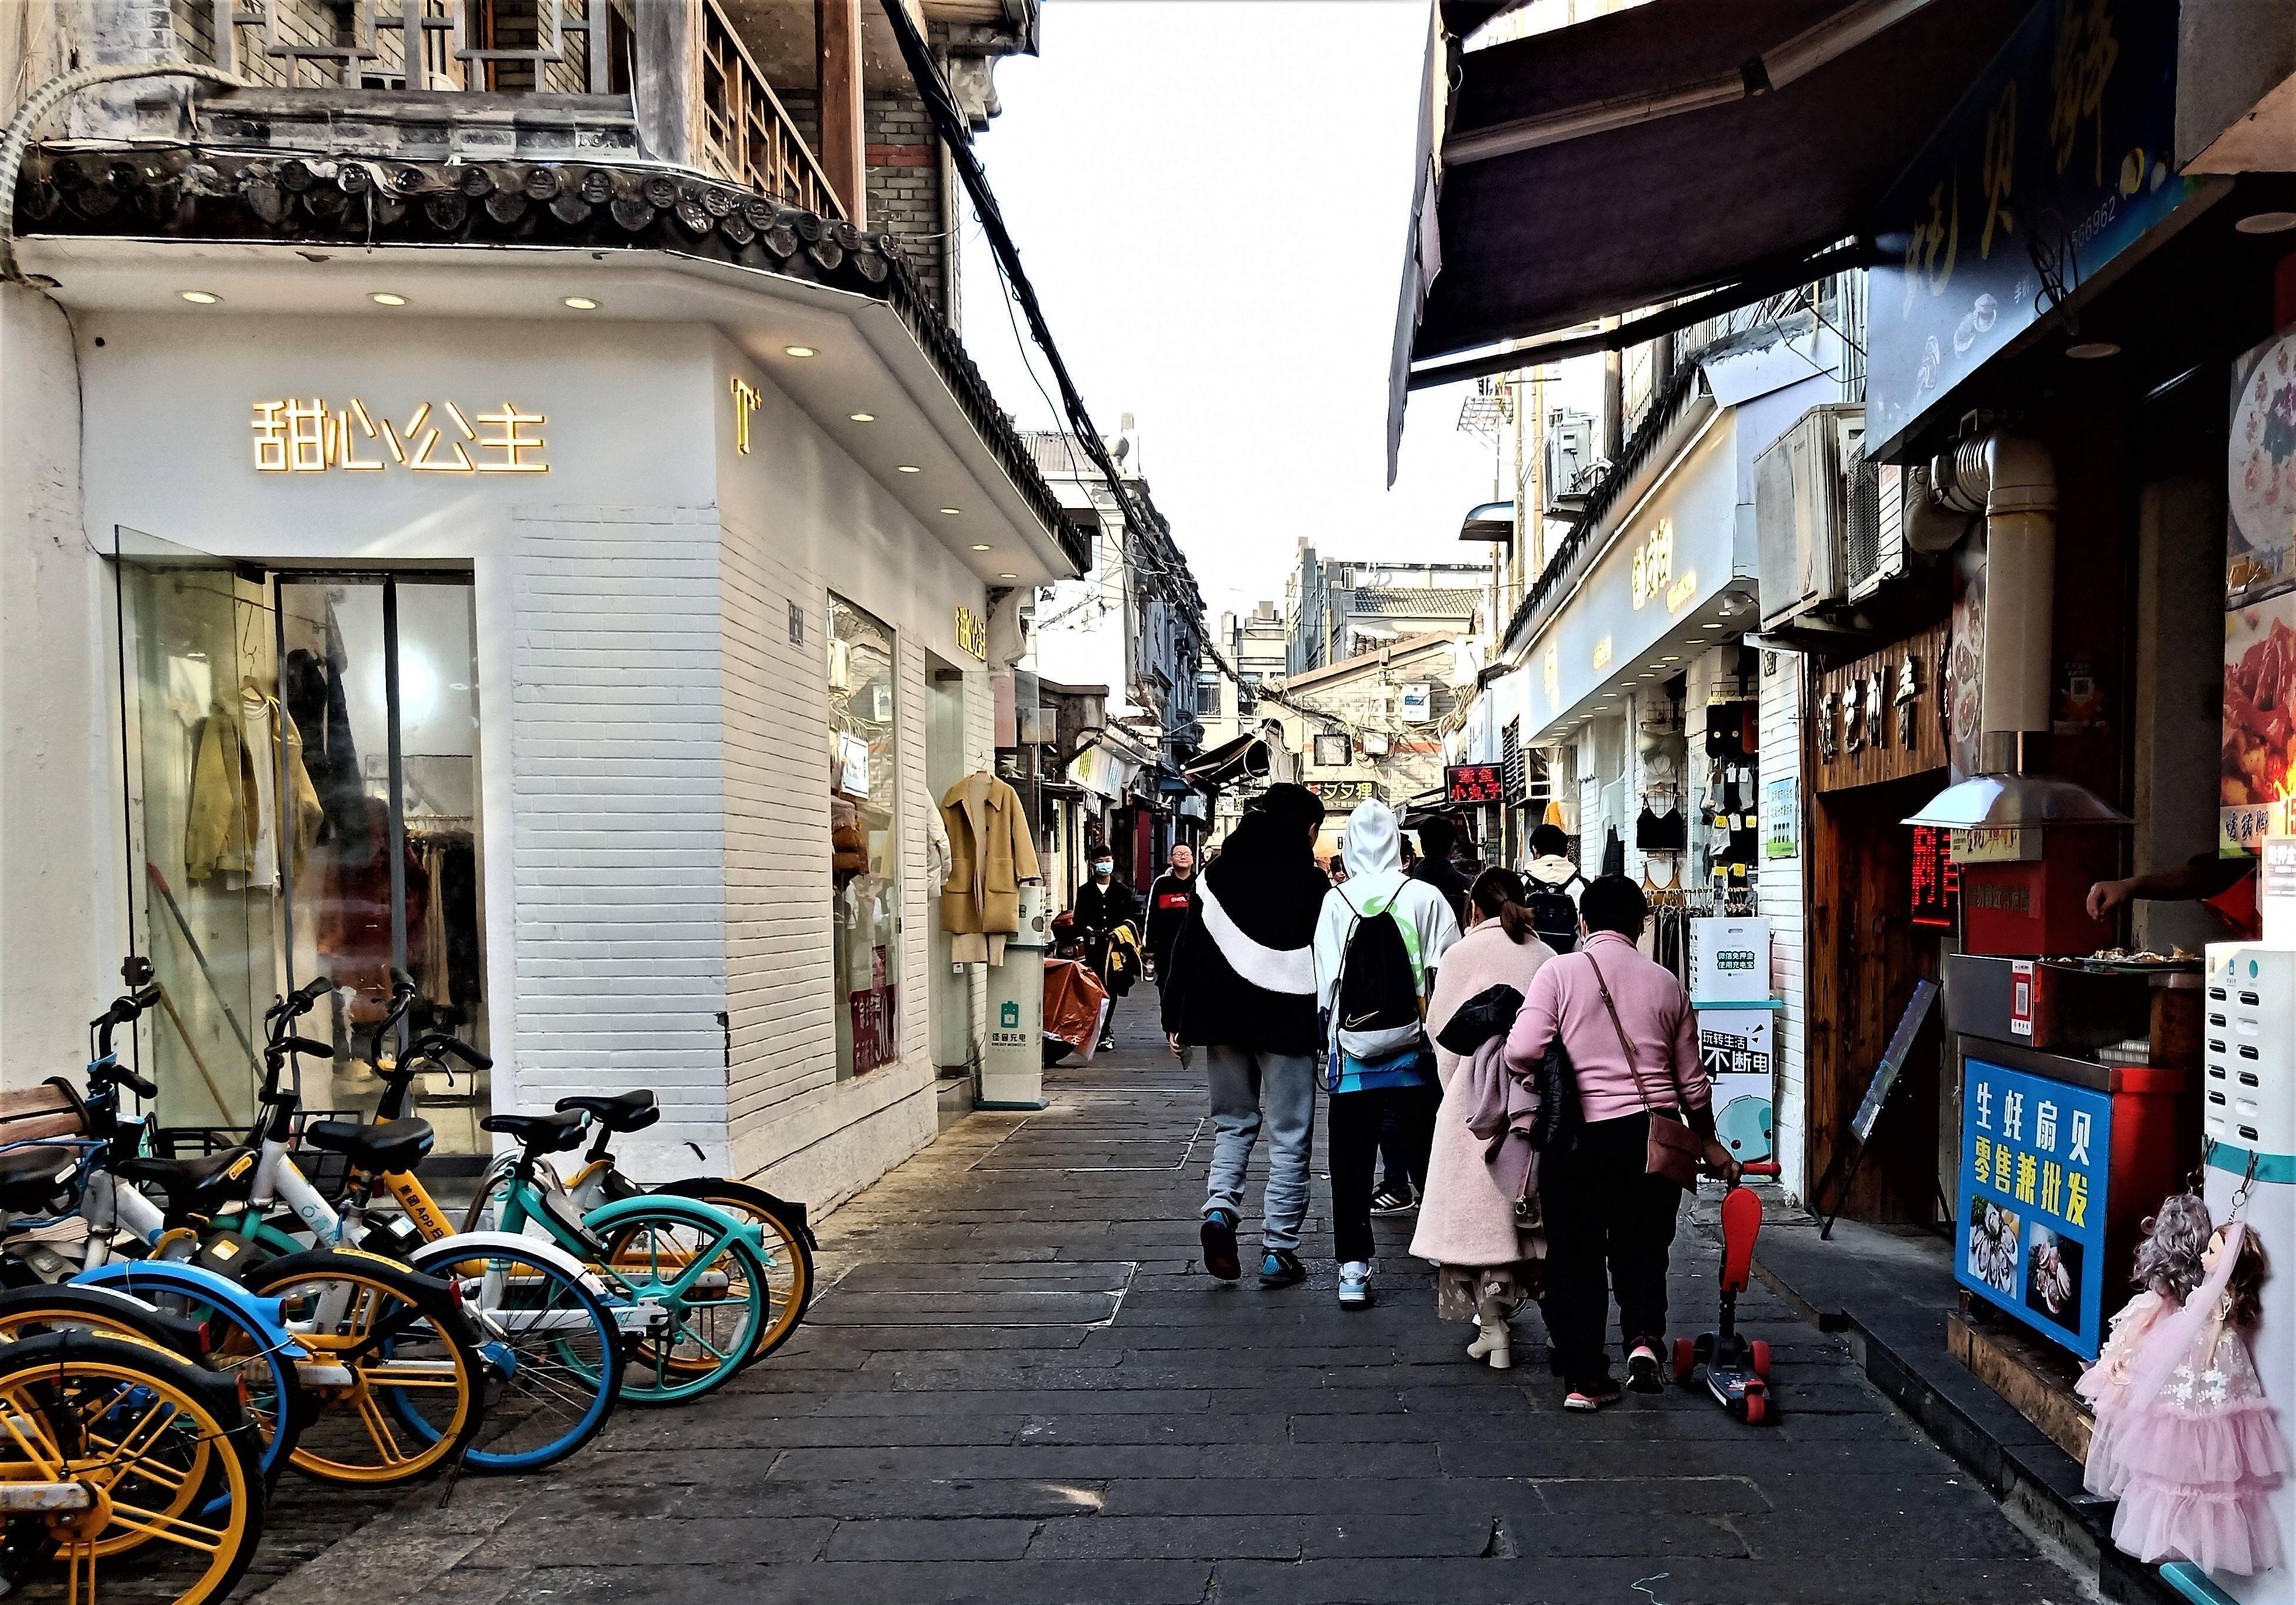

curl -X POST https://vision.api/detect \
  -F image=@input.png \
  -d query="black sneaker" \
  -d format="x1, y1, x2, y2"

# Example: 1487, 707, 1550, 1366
1258, 1248, 1306, 1287
1368, 1186, 1417, 1216
1200, 1210, 1241, 1281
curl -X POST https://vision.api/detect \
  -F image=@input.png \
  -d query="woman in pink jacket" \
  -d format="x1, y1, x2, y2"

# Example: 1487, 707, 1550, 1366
1504, 875, 1740, 1409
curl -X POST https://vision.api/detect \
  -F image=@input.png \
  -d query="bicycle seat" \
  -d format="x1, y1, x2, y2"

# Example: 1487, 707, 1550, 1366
304, 1117, 435, 1175
554, 1089, 658, 1134
480, 1110, 589, 1152
0, 1146, 80, 1212
112, 1148, 256, 1220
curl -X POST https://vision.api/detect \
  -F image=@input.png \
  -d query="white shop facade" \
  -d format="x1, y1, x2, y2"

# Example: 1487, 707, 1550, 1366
3, 240, 1075, 1209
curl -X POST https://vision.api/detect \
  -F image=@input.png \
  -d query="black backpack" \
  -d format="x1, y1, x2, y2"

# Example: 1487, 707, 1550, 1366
1325, 889, 1428, 1078
1525, 874, 1585, 953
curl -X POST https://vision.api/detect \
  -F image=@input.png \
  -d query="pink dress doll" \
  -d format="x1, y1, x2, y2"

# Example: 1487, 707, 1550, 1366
2081, 1193, 2211, 1499
2087, 1219, 2287, 1574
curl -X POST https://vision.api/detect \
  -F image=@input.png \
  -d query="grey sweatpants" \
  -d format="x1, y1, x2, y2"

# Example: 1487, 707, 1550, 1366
1201, 1045, 1317, 1252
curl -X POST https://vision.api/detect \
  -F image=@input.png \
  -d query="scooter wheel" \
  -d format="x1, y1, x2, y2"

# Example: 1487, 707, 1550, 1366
1672, 1337, 1697, 1383
1742, 1389, 1767, 1426
1750, 1339, 1771, 1380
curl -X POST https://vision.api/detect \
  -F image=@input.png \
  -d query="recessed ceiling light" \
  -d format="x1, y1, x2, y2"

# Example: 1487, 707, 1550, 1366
784, 345, 817, 358
1662, 656, 1681, 662
179, 291, 221, 304
369, 292, 408, 307
897, 465, 922, 474
970, 543, 992, 551
999, 573, 1018, 580
849, 412, 875, 423
2236, 211, 2296, 235
562, 296, 599, 311
940, 508, 961, 516
2067, 340, 2121, 360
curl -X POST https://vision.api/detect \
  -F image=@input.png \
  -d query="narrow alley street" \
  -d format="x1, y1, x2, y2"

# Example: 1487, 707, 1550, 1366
253, 991, 2088, 1605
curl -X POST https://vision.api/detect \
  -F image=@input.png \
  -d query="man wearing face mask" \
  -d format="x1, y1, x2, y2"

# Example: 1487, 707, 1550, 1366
1074, 845, 1141, 1052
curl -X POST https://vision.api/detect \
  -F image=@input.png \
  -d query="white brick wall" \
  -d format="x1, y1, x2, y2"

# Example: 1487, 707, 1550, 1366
508, 506, 731, 1167
716, 516, 945, 1210
1760, 653, 1808, 1203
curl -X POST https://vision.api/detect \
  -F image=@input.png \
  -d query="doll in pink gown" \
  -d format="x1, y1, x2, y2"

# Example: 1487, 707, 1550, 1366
2082, 1214, 2285, 1574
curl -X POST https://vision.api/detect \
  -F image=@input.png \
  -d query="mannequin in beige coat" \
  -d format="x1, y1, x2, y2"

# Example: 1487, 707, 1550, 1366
939, 772, 1039, 961
1409, 867, 1555, 1369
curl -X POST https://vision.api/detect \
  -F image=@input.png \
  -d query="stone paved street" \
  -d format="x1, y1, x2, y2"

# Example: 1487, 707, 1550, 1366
255, 992, 2092, 1605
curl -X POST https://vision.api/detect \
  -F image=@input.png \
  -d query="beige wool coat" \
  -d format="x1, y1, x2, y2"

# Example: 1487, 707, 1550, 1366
1409, 919, 1557, 1268
938, 773, 1039, 935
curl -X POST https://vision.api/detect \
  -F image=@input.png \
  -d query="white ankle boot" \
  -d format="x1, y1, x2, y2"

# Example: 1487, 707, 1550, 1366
1467, 1316, 1512, 1369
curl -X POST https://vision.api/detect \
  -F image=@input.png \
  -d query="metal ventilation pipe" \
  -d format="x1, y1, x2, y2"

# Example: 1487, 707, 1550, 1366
1931, 431, 2057, 774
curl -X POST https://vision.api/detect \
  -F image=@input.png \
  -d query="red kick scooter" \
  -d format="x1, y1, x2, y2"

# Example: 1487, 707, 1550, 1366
1672, 1160, 1781, 1423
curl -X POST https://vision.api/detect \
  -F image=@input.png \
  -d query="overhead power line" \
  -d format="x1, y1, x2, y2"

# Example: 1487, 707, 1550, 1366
877, 0, 1384, 747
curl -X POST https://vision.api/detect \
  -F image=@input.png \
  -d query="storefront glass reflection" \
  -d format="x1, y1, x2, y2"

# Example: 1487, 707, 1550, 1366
829, 593, 900, 1077
123, 559, 489, 1151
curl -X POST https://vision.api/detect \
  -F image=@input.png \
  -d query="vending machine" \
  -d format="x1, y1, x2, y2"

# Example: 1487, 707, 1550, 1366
2196, 915, 2295, 1601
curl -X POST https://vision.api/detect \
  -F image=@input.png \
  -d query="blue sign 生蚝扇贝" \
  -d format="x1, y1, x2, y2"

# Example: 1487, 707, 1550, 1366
1867, 0, 2194, 456
1955, 1058, 2111, 1358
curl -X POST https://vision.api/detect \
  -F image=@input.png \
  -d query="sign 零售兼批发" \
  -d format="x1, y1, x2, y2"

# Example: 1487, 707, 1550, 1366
1955, 1059, 2110, 1358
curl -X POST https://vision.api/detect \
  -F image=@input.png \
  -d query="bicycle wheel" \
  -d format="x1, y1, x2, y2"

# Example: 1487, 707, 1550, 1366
1, 1284, 304, 1494
0, 1330, 263, 1605
405, 1241, 624, 1472
652, 1179, 815, 1364
244, 1250, 485, 1486
592, 1207, 768, 1406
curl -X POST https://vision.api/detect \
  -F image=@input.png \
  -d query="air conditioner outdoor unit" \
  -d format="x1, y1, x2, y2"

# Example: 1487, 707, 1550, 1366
1753, 402, 1864, 629
1848, 459, 1910, 602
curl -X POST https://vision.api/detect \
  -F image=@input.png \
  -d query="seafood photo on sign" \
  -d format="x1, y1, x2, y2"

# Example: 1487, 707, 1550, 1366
2222, 593, 2296, 850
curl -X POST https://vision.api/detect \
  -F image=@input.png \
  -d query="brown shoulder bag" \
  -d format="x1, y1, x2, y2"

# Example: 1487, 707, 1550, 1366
1584, 949, 1702, 1191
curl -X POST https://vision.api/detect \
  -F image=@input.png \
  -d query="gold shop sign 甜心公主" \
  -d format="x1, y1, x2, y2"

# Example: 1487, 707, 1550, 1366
251, 398, 548, 475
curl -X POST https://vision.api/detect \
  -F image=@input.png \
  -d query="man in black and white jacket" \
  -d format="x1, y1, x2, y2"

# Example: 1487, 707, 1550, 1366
1161, 785, 1329, 1289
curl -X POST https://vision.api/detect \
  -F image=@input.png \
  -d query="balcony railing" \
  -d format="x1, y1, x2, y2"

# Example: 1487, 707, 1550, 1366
181, 0, 842, 218
697, 0, 845, 221
199, 0, 618, 94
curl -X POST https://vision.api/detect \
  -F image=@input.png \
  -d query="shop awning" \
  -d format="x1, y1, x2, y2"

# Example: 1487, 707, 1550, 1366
1392, 0, 2030, 410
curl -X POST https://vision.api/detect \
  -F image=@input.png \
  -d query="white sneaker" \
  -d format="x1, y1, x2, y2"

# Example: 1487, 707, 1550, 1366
1338, 1260, 1374, 1310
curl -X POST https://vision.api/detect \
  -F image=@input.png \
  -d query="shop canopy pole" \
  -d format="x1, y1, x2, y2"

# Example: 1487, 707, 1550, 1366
383, 578, 409, 1056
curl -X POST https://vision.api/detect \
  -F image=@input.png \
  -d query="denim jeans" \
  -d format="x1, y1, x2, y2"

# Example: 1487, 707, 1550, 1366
1201, 1046, 1317, 1252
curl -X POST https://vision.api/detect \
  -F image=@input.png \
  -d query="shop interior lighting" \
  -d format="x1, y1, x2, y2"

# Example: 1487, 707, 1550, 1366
2067, 341, 2121, 360
999, 572, 1018, 580
941, 508, 962, 516
369, 292, 409, 306
179, 290, 221, 303
970, 543, 992, 551
562, 296, 599, 310
897, 465, 922, 473
849, 412, 876, 423
2235, 211, 2296, 235
784, 345, 818, 358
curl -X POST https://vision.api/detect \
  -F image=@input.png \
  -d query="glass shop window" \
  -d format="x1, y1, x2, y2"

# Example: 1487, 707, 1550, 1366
828, 593, 900, 1078
118, 547, 491, 1154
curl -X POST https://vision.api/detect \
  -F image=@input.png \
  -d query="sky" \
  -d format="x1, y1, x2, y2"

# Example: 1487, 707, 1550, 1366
957, 0, 1510, 622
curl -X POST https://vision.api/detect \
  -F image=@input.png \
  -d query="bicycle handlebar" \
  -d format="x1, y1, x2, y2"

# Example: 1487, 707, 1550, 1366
277, 1036, 334, 1060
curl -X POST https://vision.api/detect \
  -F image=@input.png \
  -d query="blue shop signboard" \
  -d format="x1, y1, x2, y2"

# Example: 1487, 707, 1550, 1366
1955, 1059, 2112, 1359
1867, 0, 2195, 457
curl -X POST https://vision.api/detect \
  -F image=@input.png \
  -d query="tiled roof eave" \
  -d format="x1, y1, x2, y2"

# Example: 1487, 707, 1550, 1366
13, 141, 1081, 572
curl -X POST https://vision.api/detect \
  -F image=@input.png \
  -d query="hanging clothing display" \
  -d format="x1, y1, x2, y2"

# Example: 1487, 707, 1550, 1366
319, 796, 429, 1022
938, 771, 1039, 938
184, 705, 255, 884
1635, 800, 1685, 853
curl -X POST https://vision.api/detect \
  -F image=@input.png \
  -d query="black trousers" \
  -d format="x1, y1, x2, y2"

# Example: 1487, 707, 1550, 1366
1327, 1083, 1439, 1264
1538, 1112, 1683, 1389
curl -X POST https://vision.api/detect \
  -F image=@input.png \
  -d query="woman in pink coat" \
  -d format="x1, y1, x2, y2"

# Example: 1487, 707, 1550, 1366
1409, 868, 1555, 1370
